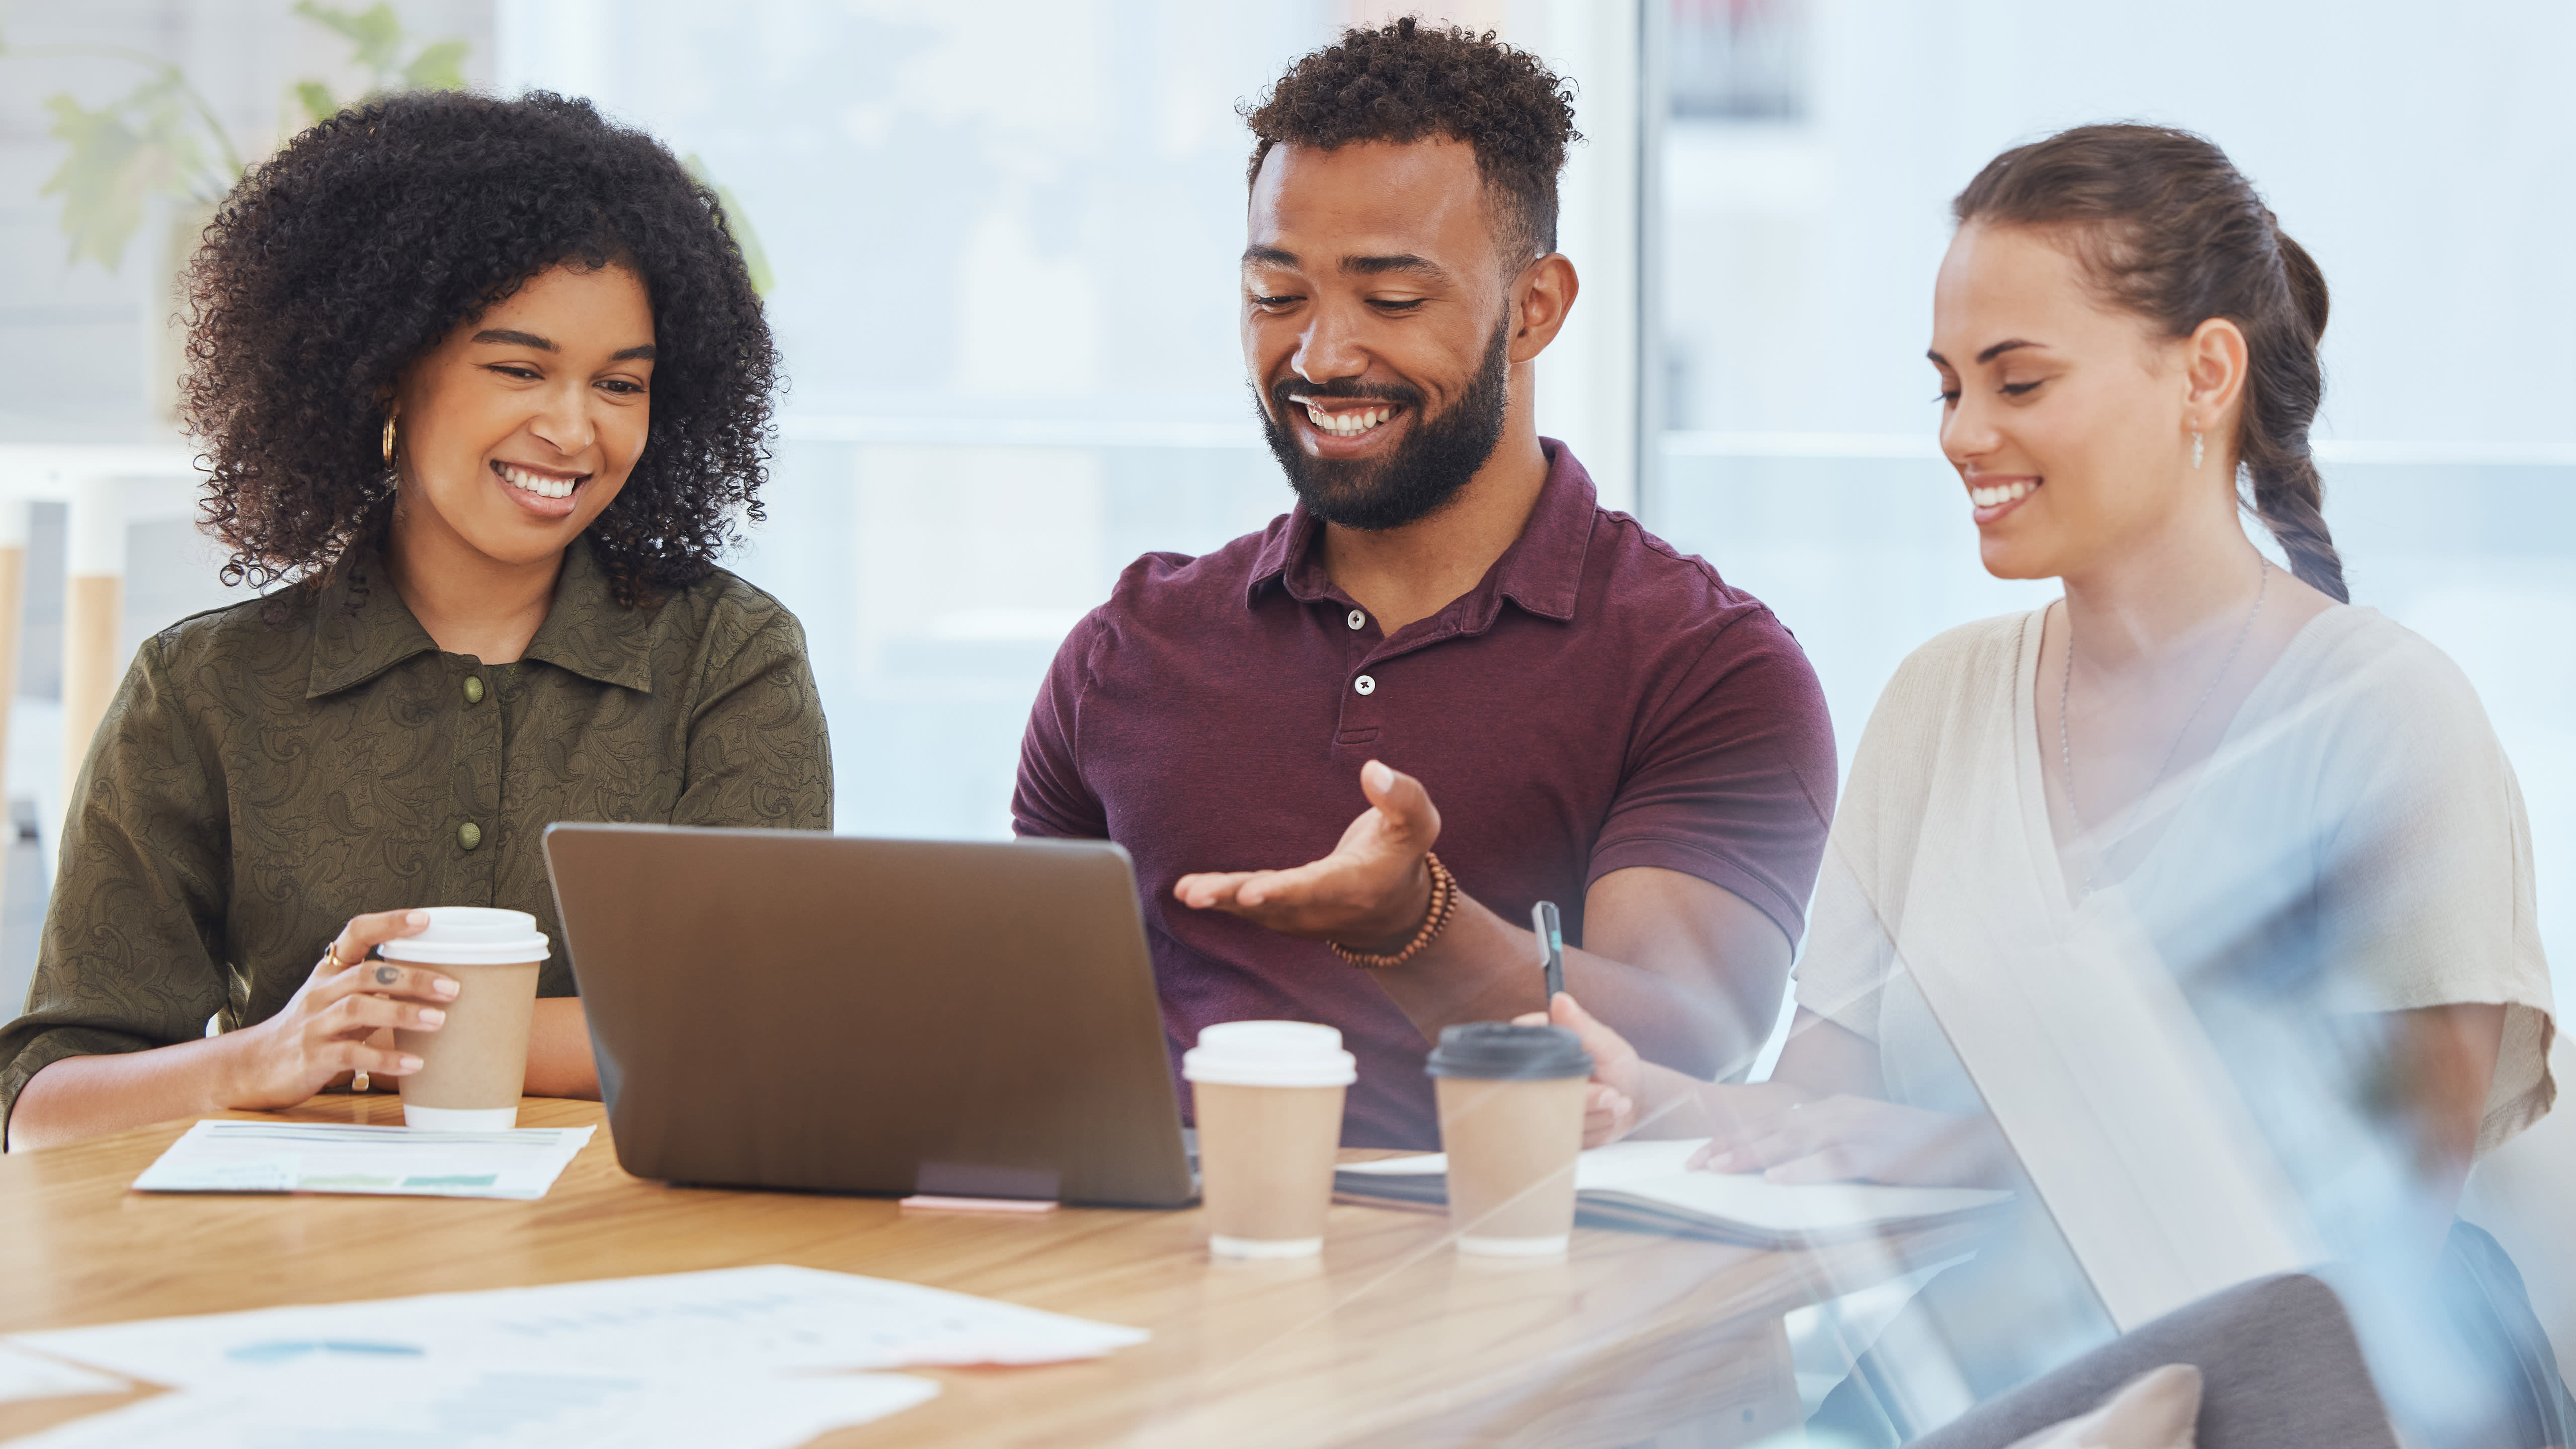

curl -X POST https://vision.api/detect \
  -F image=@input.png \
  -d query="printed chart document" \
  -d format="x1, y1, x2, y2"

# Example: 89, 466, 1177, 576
130, 1121, 594, 1200
3, 1362, 938, 1449
0, 1344, 123, 1405
1337, 1138, 2011, 1246
12, 1264, 1151, 1390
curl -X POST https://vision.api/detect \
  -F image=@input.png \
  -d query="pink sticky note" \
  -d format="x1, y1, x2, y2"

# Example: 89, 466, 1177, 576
899, 1194, 1059, 1214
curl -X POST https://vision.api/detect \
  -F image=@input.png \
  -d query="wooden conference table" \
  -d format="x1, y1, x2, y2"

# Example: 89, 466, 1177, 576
0, 1097, 1974, 1447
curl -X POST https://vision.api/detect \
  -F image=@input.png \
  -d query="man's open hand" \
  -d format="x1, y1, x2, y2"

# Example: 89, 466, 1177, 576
1173, 760, 1442, 950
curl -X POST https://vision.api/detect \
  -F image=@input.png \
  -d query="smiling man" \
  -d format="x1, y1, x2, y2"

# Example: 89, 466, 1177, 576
1013, 20, 1836, 1148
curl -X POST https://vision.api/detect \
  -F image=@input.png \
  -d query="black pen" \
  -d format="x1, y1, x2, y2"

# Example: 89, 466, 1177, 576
1531, 901, 1563, 1000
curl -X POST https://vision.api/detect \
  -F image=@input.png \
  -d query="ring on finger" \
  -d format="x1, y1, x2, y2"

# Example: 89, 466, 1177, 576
321, 941, 345, 972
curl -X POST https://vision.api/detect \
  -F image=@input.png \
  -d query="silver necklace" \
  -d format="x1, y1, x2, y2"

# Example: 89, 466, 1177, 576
2058, 556, 2269, 893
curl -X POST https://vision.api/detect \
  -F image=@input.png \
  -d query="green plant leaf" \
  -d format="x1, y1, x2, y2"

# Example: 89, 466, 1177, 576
19, 5, 467, 272
294, 79, 337, 123
38, 93, 151, 270
400, 38, 468, 92
683, 154, 776, 296
292, 2, 405, 77
123, 73, 215, 199
37, 73, 214, 269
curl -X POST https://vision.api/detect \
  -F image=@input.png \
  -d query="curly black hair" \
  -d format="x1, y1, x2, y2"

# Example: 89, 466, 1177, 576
1240, 17, 1580, 264
182, 90, 777, 608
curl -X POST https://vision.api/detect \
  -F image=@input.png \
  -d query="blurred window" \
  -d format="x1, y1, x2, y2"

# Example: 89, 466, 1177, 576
1668, 0, 1806, 122
489, 0, 1338, 837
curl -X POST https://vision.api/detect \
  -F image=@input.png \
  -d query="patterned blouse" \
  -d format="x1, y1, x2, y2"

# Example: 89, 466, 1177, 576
0, 536, 832, 1129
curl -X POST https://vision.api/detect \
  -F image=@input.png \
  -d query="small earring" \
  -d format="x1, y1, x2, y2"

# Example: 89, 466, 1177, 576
2190, 430, 2204, 470
381, 414, 398, 469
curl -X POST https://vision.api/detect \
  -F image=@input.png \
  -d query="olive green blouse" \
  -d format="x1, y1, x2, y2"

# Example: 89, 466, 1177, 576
0, 536, 832, 1131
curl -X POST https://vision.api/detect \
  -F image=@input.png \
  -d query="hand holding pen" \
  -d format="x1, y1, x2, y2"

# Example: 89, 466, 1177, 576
1532, 900, 1564, 1000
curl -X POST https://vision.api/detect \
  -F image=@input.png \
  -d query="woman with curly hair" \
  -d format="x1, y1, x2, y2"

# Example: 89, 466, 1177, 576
0, 91, 830, 1149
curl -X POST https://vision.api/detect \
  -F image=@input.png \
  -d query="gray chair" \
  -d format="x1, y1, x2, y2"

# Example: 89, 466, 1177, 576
1907, 1274, 2396, 1449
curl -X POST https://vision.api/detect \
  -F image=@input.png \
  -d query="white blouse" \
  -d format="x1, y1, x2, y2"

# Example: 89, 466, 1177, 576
1800, 603, 2552, 1141
1792, 604, 2556, 1324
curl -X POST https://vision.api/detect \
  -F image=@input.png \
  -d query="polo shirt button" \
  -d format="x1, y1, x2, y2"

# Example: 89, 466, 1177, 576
1353, 674, 1377, 696
463, 675, 485, 705
458, 821, 482, 852
1346, 609, 1365, 630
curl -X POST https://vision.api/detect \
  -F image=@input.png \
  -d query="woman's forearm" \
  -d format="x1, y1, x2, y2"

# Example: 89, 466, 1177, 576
12, 993, 600, 1151
522, 997, 600, 1099
6, 1036, 253, 1152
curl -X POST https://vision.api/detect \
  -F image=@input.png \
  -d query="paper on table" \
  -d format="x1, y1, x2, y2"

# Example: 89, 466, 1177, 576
131, 1121, 594, 1200
13, 1264, 1149, 1392
3, 1361, 938, 1449
1585, 1164, 2010, 1236
1342, 1137, 2011, 1236
0, 1344, 123, 1405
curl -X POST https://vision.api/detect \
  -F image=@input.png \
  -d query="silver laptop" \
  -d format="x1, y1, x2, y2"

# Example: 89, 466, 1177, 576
543, 823, 1196, 1208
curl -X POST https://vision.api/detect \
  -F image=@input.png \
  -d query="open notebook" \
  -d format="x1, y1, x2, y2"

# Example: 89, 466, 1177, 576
1335, 1138, 2011, 1248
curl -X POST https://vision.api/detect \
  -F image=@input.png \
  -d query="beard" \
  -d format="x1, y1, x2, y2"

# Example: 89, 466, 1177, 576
1255, 317, 1511, 532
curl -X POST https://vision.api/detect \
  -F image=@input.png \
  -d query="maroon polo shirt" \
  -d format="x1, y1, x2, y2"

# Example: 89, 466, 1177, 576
1013, 441, 1836, 1148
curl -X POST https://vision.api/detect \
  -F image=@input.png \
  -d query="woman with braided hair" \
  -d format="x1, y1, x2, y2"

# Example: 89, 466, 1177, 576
1, 91, 830, 1149
1534, 124, 2566, 1441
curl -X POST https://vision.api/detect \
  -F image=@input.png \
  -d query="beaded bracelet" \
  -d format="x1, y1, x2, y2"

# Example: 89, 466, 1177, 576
1328, 853, 1457, 971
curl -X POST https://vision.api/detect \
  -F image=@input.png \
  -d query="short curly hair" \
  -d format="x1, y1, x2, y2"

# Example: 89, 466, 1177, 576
1240, 17, 1580, 264
182, 90, 777, 608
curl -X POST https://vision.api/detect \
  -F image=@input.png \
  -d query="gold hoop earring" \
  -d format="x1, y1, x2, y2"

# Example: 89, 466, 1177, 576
382, 414, 398, 469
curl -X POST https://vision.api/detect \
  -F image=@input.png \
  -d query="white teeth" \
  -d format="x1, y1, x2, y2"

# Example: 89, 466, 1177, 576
501, 464, 578, 500
1302, 403, 1394, 436
1970, 480, 2035, 509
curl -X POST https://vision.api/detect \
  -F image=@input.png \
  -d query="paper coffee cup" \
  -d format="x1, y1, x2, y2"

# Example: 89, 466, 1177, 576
382, 907, 549, 1132
1184, 1021, 1356, 1258
1427, 1022, 1592, 1256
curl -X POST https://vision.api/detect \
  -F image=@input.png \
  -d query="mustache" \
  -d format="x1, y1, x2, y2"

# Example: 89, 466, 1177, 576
1267, 376, 1425, 416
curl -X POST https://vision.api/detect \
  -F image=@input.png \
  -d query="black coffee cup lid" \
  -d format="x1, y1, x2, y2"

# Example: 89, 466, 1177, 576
1424, 1022, 1592, 1080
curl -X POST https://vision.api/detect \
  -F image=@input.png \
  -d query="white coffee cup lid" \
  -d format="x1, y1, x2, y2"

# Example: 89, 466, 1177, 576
1183, 1020, 1356, 1088
378, 907, 550, 967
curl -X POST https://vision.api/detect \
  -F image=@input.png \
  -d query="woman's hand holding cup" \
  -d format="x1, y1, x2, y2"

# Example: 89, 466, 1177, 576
1511, 991, 1640, 1148
222, 909, 455, 1110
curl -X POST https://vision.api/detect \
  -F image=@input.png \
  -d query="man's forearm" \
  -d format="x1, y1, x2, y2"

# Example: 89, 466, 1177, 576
1365, 892, 1543, 1033
1624, 1071, 1816, 1140
1371, 892, 1763, 1078
1563, 939, 1772, 1080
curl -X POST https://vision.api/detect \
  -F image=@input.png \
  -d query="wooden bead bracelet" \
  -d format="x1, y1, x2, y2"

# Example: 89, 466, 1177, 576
1328, 852, 1457, 971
